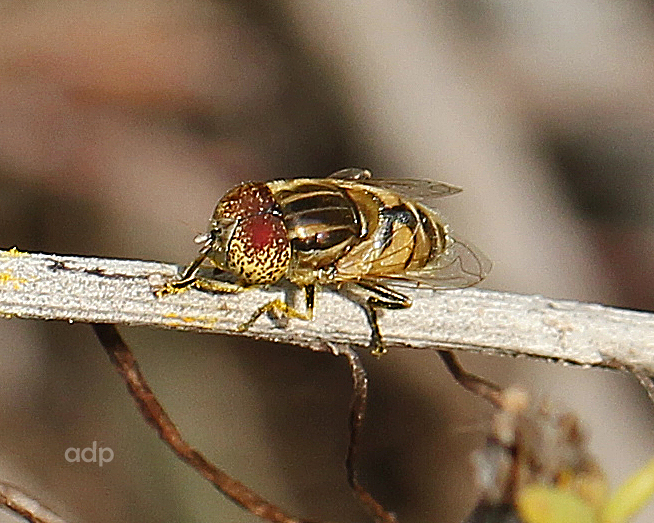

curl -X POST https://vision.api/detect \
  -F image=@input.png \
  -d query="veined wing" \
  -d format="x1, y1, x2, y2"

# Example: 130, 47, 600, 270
362, 178, 462, 203
373, 237, 491, 290
327, 167, 462, 203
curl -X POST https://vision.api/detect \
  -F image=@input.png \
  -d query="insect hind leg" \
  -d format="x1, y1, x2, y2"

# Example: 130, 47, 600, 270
355, 281, 411, 356
354, 283, 504, 406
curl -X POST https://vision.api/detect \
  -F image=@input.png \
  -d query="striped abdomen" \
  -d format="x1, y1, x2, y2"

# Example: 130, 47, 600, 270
269, 178, 449, 283
333, 185, 449, 280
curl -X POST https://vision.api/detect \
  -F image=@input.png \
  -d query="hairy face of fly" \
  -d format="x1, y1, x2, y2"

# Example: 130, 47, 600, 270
199, 216, 236, 272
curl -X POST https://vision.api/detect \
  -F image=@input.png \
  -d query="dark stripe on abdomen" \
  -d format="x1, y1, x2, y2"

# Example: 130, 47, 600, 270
415, 206, 444, 263
276, 186, 362, 253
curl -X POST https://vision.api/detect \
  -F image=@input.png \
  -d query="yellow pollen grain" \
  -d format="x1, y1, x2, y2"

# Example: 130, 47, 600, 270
163, 312, 190, 321
0, 271, 29, 290
2, 247, 27, 258
163, 312, 216, 325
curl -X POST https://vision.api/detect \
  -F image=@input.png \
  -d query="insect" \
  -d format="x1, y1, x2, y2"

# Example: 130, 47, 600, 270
159, 167, 490, 355
466, 387, 654, 523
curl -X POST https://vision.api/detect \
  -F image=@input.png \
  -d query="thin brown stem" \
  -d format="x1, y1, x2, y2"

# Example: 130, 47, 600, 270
437, 350, 503, 408
635, 371, 654, 404
339, 345, 398, 523
91, 323, 323, 523
0, 481, 70, 523
599, 356, 654, 406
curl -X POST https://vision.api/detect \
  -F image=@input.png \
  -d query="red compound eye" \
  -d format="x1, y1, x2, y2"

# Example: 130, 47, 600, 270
215, 183, 277, 221
247, 214, 279, 249
227, 214, 290, 285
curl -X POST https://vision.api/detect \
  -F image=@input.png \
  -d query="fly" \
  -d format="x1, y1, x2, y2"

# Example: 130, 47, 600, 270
158, 167, 491, 356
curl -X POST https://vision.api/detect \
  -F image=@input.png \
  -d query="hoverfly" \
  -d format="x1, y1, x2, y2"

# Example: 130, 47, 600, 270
159, 168, 490, 355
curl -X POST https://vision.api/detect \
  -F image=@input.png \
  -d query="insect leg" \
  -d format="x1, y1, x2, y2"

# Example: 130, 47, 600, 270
192, 278, 248, 294
237, 285, 315, 332
355, 282, 411, 357
156, 243, 212, 296
304, 284, 315, 321
337, 343, 398, 523
355, 284, 503, 405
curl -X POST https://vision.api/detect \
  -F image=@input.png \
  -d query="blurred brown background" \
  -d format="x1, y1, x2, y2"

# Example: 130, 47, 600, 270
0, 1, 653, 522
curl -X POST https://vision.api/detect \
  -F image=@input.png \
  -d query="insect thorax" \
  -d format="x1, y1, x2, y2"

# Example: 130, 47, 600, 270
270, 179, 365, 277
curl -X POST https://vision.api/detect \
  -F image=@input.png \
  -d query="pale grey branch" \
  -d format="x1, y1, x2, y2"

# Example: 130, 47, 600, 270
0, 480, 70, 523
1, 249, 653, 374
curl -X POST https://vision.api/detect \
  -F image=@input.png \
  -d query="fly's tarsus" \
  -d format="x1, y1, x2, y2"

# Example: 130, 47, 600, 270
354, 281, 412, 356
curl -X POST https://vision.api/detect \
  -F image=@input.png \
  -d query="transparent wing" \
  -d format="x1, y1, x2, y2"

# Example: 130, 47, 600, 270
327, 168, 462, 203
335, 215, 422, 275
328, 167, 372, 180
362, 178, 462, 203
372, 237, 491, 290
327, 168, 488, 289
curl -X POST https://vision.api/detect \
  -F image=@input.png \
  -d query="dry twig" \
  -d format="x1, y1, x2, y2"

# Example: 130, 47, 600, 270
335, 343, 398, 523
0, 481, 70, 523
1, 248, 653, 522
91, 325, 403, 523
0, 249, 653, 375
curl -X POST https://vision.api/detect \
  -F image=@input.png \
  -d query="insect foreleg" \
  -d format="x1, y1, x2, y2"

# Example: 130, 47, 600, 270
191, 278, 248, 293
237, 285, 315, 332
156, 244, 212, 296
355, 282, 411, 357
157, 270, 246, 297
